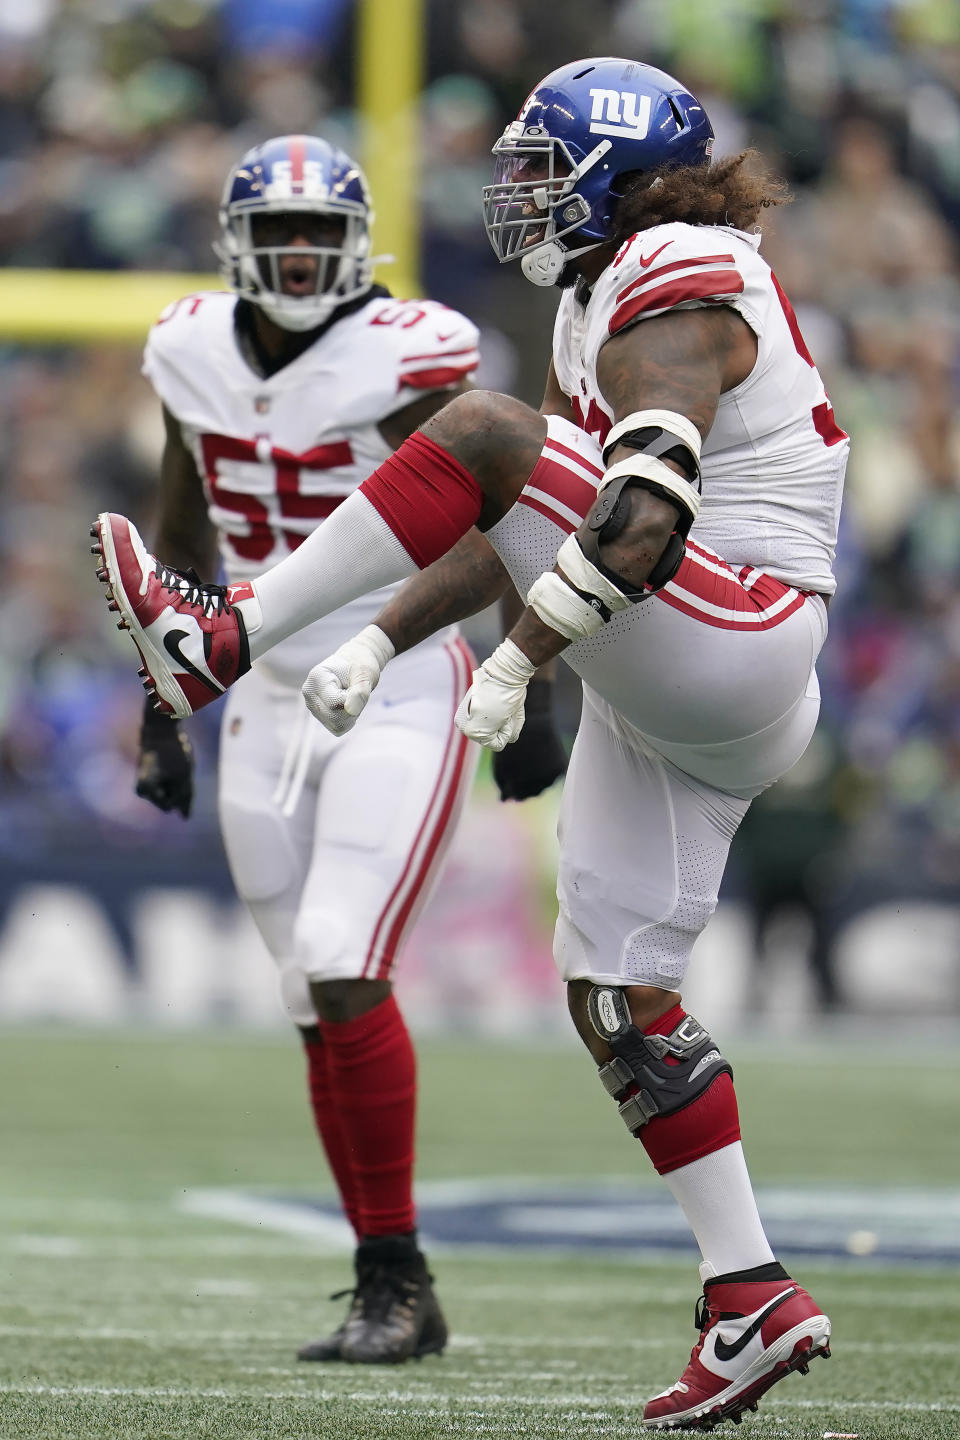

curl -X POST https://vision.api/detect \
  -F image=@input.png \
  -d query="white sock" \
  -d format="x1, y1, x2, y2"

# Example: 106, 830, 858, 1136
662, 1141, 775, 1278
237, 491, 417, 660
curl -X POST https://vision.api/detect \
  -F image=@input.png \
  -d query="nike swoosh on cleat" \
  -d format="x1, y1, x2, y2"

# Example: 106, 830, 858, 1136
640, 241, 673, 268
712, 1290, 796, 1363
163, 629, 225, 695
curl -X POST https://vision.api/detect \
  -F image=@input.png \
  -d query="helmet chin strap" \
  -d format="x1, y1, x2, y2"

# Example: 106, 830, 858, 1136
519, 138, 611, 287
257, 294, 341, 331
521, 237, 602, 287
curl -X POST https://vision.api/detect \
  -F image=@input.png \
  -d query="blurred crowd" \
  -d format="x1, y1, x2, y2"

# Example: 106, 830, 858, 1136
1, 0, 959, 1010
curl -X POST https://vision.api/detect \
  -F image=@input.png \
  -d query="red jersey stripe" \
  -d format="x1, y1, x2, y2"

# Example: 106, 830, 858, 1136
615, 253, 736, 305
398, 363, 477, 390
280, 497, 346, 529
659, 547, 808, 628
400, 347, 477, 362
812, 399, 849, 447
610, 270, 745, 334
672, 546, 794, 610
684, 536, 739, 575
771, 272, 813, 365
676, 542, 769, 611
656, 584, 807, 630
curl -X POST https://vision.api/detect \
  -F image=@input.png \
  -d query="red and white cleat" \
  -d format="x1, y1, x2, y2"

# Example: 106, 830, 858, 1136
643, 1264, 831, 1431
91, 512, 254, 719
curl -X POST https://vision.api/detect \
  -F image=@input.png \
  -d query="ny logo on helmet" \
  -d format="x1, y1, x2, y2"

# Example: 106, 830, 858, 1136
589, 88, 651, 140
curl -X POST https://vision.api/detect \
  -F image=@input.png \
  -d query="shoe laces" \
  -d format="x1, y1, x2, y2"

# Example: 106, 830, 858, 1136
352, 1261, 426, 1324
694, 1293, 709, 1332
683, 1291, 713, 1367
156, 563, 230, 617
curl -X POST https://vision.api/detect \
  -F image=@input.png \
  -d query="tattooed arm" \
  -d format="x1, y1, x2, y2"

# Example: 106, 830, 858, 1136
453, 306, 757, 749
301, 528, 513, 736
372, 528, 512, 654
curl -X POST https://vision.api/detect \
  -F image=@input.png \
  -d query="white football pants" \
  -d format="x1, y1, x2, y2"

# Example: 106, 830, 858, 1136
217, 635, 477, 1026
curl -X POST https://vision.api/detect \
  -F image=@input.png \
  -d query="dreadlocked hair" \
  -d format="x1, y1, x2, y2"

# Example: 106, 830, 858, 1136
611, 150, 791, 247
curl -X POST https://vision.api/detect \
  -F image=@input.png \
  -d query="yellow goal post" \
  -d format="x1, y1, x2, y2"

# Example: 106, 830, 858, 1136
0, 0, 424, 344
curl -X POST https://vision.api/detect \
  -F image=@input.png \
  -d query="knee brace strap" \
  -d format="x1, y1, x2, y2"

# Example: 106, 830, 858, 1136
578, 474, 687, 596
587, 986, 732, 1136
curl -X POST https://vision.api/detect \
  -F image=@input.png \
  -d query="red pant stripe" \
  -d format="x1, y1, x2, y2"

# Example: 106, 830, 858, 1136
517, 493, 578, 534
522, 452, 598, 525
363, 636, 475, 978
657, 541, 811, 630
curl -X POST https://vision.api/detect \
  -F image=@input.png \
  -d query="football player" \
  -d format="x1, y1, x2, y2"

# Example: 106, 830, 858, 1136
94, 60, 844, 1427
127, 133, 564, 1366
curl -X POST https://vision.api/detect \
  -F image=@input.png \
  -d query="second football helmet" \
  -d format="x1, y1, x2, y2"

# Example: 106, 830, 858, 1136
214, 134, 375, 330
482, 57, 714, 286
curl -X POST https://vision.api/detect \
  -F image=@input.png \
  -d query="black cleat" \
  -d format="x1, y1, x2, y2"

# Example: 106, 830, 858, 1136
296, 1320, 347, 1363
338, 1236, 448, 1365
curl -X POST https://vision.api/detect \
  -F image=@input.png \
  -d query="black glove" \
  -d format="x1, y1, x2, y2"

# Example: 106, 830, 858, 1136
492, 677, 568, 801
135, 697, 194, 818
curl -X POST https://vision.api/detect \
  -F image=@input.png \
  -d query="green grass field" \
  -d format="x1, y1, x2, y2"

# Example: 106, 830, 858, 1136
1, 1027, 958, 1439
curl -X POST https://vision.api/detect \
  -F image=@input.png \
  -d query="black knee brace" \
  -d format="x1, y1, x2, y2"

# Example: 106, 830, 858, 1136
587, 986, 732, 1137
579, 476, 686, 596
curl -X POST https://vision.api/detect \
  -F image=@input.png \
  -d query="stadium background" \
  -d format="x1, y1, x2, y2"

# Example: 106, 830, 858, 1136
0, 0, 959, 1034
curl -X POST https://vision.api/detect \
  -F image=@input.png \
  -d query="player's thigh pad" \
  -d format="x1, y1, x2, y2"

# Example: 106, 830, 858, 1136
217, 671, 320, 929
219, 672, 336, 1026
553, 688, 750, 987
293, 639, 476, 983
565, 561, 829, 797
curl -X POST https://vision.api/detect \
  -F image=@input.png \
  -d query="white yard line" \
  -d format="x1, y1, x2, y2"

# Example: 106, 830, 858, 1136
1, 1323, 957, 1358
0, 1383, 957, 1415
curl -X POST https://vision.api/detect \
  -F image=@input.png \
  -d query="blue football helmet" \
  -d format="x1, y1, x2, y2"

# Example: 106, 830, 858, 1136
482, 57, 714, 287
214, 135, 374, 330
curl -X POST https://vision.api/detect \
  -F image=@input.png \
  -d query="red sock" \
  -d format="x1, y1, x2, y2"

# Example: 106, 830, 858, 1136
318, 993, 418, 1237
302, 1031, 363, 1236
359, 432, 482, 568
637, 1003, 742, 1176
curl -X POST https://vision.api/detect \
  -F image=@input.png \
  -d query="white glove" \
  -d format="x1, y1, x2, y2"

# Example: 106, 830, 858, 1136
301, 624, 396, 736
454, 638, 536, 751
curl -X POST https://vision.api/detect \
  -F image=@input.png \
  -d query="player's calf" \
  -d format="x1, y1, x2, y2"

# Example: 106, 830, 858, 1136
585, 986, 732, 1137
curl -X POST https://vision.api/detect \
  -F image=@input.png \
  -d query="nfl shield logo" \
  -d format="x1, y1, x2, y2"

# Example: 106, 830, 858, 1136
254, 395, 271, 414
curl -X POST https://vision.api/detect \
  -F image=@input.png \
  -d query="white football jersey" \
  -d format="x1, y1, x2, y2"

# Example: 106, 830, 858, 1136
552, 223, 848, 594
142, 289, 480, 684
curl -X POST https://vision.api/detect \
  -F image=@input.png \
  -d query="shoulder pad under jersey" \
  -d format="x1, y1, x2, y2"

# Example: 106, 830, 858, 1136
357, 296, 479, 410
598, 223, 749, 337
